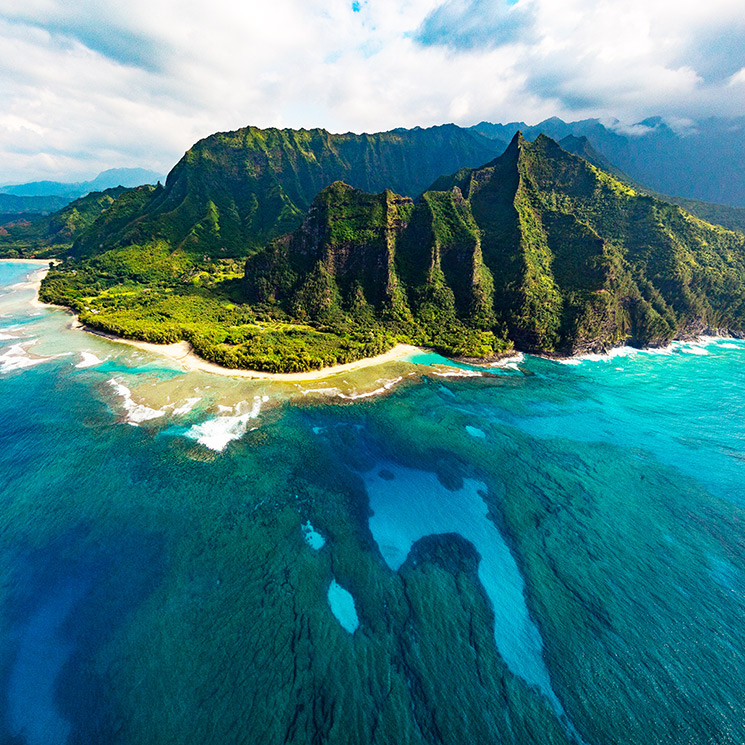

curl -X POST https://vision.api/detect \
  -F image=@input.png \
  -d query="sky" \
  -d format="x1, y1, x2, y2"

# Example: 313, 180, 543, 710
0, 0, 743, 183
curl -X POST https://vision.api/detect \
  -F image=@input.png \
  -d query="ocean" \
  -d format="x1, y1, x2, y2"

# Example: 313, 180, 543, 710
1, 260, 744, 744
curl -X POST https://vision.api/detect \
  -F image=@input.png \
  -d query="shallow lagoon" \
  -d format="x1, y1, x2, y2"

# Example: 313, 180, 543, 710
1, 262, 745, 744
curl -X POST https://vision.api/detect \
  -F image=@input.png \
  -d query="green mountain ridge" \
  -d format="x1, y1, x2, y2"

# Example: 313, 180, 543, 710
37, 129, 745, 372
0, 187, 131, 259
434, 133, 745, 352
471, 115, 745, 208
558, 135, 745, 234
245, 132, 745, 357
73, 124, 506, 259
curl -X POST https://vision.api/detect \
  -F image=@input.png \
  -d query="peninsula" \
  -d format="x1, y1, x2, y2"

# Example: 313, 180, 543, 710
3, 124, 744, 374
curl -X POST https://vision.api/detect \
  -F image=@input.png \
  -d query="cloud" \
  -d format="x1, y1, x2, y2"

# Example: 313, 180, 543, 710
416, 0, 534, 50
728, 68, 745, 86
0, 0, 743, 184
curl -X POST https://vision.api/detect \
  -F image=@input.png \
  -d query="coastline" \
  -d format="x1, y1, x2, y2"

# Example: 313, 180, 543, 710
83, 326, 422, 381
0, 258, 55, 264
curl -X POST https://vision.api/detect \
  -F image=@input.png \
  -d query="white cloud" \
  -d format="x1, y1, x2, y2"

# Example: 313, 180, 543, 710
729, 68, 745, 86
0, 0, 742, 183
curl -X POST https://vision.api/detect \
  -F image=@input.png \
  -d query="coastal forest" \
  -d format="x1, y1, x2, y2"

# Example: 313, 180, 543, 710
3, 124, 745, 373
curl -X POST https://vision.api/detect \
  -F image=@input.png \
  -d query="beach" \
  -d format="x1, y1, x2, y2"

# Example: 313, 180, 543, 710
84, 328, 422, 381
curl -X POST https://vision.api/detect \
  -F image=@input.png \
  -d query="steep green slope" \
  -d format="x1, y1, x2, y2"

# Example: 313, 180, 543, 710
0, 194, 72, 217
74, 125, 505, 258
0, 187, 130, 259
244, 181, 503, 358
434, 133, 745, 353
559, 135, 745, 234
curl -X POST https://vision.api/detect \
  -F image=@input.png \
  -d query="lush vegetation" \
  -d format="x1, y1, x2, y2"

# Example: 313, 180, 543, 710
0, 187, 129, 259
244, 181, 509, 359
75, 125, 504, 259
40, 247, 398, 374
433, 133, 745, 353
558, 134, 745, 235
33, 129, 745, 372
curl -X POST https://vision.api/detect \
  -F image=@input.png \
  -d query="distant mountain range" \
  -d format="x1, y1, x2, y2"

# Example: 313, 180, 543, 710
0, 167, 163, 200
471, 116, 745, 208
0, 187, 129, 259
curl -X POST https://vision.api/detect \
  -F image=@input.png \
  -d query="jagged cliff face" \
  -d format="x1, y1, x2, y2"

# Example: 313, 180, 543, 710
246, 134, 745, 356
432, 133, 745, 353
245, 181, 504, 357
73, 125, 504, 259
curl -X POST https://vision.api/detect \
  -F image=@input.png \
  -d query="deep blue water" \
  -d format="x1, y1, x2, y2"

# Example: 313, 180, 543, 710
1, 262, 744, 744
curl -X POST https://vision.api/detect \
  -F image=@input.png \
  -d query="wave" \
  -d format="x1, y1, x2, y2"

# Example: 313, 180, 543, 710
75, 352, 104, 368
171, 397, 202, 416
554, 336, 744, 365
0, 342, 46, 374
433, 369, 483, 378
107, 378, 166, 425
184, 396, 264, 451
337, 377, 403, 400
490, 352, 525, 370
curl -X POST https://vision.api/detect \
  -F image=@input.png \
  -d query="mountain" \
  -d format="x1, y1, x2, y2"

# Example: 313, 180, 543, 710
558, 135, 745, 234
0, 194, 74, 218
244, 180, 499, 358
73, 124, 507, 258
429, 133, 745, 352
472, 116, 745, 208
245, 132, 745, 357
40, 130, 745, 372
0, 187, 131, 259
0, 168, 162, 199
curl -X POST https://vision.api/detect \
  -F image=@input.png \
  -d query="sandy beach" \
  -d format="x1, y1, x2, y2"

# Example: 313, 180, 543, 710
2, 258, 425, 382
0, 259, 55, 264
84, 327, 422, 381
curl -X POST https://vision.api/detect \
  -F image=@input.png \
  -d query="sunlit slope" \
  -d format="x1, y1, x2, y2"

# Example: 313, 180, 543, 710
73, 124, 505, 257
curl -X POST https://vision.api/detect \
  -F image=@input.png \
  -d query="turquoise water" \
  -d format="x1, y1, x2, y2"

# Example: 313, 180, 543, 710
1, 261, 745, 744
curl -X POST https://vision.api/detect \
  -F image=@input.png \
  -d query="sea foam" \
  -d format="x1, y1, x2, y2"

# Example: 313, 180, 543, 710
184, 397, 262, 451
0, 342, 46, 373
171, 397, 202, 416
108, 379, 166, 425
337, 377, 403, 400
75, 352, 104, 369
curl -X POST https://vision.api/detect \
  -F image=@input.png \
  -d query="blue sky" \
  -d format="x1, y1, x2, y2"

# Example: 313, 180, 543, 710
0, 0, 743, 182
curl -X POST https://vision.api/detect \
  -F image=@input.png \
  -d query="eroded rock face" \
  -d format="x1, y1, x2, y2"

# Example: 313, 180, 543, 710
245, 133, 745, 357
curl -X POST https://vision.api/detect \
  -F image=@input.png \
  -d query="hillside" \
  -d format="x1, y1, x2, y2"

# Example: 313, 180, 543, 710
432, 133, 745, 352
73, 124, 506, 258
0, 194, 73, 218
558, 135, 745, 234
0, 187, 131, 259
472, 116, 745, 208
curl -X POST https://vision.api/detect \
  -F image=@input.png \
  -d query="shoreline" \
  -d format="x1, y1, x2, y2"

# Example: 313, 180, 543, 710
0, 258, 55, 265
83, 326, 422, 381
